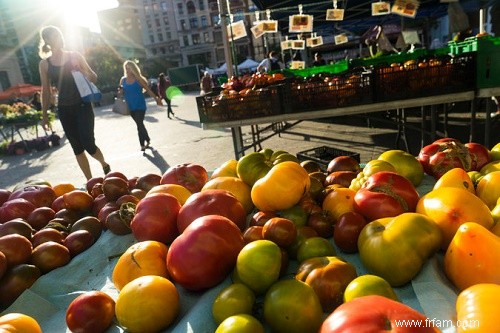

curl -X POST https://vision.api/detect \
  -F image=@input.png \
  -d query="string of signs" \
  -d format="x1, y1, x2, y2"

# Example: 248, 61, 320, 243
225, 0, 420, 53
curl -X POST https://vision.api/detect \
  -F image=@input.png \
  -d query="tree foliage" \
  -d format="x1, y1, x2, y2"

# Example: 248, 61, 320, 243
84, 44, 125, 93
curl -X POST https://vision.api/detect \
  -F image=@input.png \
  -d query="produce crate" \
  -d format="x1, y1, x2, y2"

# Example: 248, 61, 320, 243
448, 37, 478, 55
282, 60, 349, 78
350, 49, 428, 68
373, 53, 475, 102
476, 36, 500, 89
196, 84, 286, 124
297, 146, 360, 171
286, 70, 373, 113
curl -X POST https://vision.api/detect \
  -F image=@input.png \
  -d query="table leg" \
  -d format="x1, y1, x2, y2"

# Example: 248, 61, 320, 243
231, 126, 244, 159
470, 99, 476, 143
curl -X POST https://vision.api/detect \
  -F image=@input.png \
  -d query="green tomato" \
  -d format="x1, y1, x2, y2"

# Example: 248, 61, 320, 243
378, 150, 424, 187
215, 314, 264, 333
297, 236, 336, 263
344, 274, 399, 302
279, 205, 308, 228
212, 283, 256, 325
234, 240, 281, 295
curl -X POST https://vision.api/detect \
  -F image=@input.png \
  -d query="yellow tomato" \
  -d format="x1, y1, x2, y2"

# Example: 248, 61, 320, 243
456, 283, 500, 333
115, 275, 179, 333
322, 187, 356, 220
212, 283, 256, 325
476, 171, 500, 209
215, 314, 264, 333
433, 167, 475, 194
112, 241, 169, 291
52, 183, 76, 197
0, 313, 42, 333
211, 159, 238, 179
146, 184, 191, 205
251, 161, 310, 212
378, 150, 424, 187
202, 176, 254, 214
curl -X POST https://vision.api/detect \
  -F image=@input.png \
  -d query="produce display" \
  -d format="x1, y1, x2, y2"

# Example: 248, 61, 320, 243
0, 138, 499, 332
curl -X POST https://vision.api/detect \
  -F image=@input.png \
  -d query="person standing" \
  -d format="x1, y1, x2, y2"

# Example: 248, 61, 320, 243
30, 92, 42, 111
38, 25, 110, 181
120, 60, 163, 151
200, 71, 213, 96
312, 53, 326, 67
257, 51, 282, 73
158, 73, 174, 118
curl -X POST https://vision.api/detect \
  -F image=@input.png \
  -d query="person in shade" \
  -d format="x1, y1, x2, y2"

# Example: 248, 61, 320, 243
158, 73, 174, 118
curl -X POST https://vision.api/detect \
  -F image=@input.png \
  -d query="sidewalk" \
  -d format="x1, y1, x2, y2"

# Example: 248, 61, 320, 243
0, 92, 497, 190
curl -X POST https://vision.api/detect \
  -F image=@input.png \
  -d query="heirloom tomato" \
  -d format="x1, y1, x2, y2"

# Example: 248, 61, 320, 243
251, 161, 310, 212
167, 215, 244, 291
236, 149, 299, 187
66, 291, 115, 333
417, 138, 471, 179
0, 313, 42, 333
160, 163, 209, 193
354, 171, 420, 221
320, 295, 440, 333
8, 185, 56, 208
212, 283, 256, 325
456, 283, 500, 333
475, 171, 500, 209
321, 187, 356, 220
378, 149, 424, 186
202, 176, 254, 214
433, 167, 475, 194
344, 274, 399, 302
465, 142, 491, 171
263, 279, 323, 333
215, 314, 264, 333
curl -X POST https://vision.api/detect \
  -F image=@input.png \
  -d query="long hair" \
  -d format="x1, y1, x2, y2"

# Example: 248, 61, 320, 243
38, 26, 64, 59
123, 60, 147, 82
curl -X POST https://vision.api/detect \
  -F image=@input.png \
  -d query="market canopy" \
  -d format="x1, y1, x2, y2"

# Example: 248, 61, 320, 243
249, 0, 491, 35
237, 59, 260, 71
0, 84, 41, 101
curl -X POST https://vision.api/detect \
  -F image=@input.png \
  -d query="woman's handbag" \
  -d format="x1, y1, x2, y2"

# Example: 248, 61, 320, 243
112, 98, 130, 116
71, 70, 102, 103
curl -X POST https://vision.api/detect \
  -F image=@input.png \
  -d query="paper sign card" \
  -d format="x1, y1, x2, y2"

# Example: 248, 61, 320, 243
227, 20, 247, 40
334, 34, 349, 45
306, 36, 324, 47
262, 20, 278, 33
251, 23, 265, 39
391, 0, 419, 18
290, 61, 305, 69
281, 40, 293, 50
372, 2, 391, 16
292, 40, 305, 50
289, 15, 313, 33
326, 9, 344, 21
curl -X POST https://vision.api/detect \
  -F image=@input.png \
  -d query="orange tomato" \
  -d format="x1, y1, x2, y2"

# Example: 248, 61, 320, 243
322, 187, 356, 221
416, 187, 494, 249
433, 167, 475, 194
112, 240, 169, 291
115, 275, 179, 333
146, 184, 192, 205
52, 183, 76, 197
476, 171, 500, 209
62, 190, 94, 212
0, 313, 42, 333
456, 283, 500, 333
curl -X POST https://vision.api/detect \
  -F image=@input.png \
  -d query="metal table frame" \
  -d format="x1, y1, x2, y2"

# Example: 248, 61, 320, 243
203, 91, 477, 159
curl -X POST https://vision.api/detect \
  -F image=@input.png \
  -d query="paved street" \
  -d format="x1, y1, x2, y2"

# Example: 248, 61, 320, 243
0, 91, 497, 190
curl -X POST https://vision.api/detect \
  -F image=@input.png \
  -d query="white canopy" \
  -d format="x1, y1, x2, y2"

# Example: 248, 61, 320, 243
237, 58, 259, 71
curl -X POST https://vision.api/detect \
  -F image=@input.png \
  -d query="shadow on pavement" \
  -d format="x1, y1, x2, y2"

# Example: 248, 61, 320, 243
142, 147, 170, 174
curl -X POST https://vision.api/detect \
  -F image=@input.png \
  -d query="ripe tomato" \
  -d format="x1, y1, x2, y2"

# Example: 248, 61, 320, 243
297, 236, 336, 263
212, 283, 256, 325
115, 275, 179, 333
66, 291, 115, 333
343, 274, 399, 302
263, 279, 323, 333
262, 217, 297, 247
0, 313, 42, 333
112, 240, 169, 291
215, 314, 264, 333
378, 149, 424, 186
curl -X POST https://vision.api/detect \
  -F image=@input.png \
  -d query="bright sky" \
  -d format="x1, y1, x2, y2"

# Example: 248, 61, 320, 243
47, 0, 119, 32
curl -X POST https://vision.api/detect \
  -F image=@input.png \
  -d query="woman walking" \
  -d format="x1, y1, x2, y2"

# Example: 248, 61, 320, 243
120, 60, 162, 151
158, 73, 174, 118
38, 25, 110, 181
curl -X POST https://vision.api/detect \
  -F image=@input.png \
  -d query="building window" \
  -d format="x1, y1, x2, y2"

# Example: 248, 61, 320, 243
212, 14, 219, 26
201, 15, 208, 27
155, 18, 161, 27
192, 33, 200, 44
147, 20, 152, 29
160, 1, 168, 11
169, 45, 174, 52
183, 35, 189, 46
163, 17, 169, 25
204, 32, 210, 42
152, 48, 158, 55
177, 3, 183, 15
190, 17, 198, 29
199, 0, 204, 10
180, 19, 187, 30
0, 71, 10, 91
166, 32, 171, 40
149, 35, 155, 43
213, 31, 222, 44
187, 1, 196, 14
157, 33, 164, 41
144, 5, 151, 14
160, 47, 166, 54
153, 3, 160, 12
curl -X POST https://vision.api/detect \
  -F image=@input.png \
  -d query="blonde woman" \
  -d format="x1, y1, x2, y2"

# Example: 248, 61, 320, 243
38, 25, 110, 180
120, 60, 162, 151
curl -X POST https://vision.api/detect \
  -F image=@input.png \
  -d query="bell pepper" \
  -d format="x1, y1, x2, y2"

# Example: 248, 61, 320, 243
237, 149, 299, 186
358, 212, 442, 287
456, 283, 500, 333
417, 138, 472, 179
320, 295, 440, 333
353, 171, 420, 221
444, 222, 500, 291
251, 161, 310, 212
295, 256, 358, 312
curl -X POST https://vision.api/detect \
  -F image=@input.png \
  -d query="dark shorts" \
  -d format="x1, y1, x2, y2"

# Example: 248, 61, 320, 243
57, 102, 97, 155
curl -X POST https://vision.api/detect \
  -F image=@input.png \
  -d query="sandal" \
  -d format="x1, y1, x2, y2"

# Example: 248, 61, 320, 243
103, 164, 111, 174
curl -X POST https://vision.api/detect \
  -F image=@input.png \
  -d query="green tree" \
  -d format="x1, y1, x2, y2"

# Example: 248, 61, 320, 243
85, 44, 125, 93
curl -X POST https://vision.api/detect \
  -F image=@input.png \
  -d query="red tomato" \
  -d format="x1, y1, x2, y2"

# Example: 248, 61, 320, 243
0, 198, 36, 223
333, 211, 368, 253
66, 291, 115, 333
160, 163, 209, 193
8, 185, 56, 208
354, 171, 419, 221
130, 193, 181, 244
465, 142, 491, 171
167, 215, 244, 291
262, 217, 297, 247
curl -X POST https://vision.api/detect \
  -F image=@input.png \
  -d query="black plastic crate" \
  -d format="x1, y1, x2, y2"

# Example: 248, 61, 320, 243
297, 146, 361, 171
196, 84, 285, 123
286, 71, 373, 113
373, 54, 475, 102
